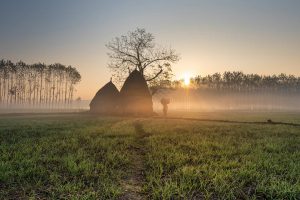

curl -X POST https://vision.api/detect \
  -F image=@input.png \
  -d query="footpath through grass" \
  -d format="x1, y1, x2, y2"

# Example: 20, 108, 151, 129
0, 113, 299, 199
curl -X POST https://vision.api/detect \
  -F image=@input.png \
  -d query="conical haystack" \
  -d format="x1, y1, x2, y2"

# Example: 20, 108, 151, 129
119, 70, 153, 115
90, 81, 119, 114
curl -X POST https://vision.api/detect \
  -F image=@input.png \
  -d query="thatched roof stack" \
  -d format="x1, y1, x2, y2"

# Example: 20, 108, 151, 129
119, 70, 153, 115
90, 70, 153, 116
89, 81, 119, 114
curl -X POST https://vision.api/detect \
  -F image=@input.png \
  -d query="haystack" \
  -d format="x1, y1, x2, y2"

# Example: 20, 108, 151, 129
119, 70, 153, 115
90, 81, 119, 114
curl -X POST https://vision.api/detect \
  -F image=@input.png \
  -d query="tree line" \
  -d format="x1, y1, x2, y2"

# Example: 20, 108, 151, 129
172, 71, 300, 93
161, 71, 300, 111
0, 59, 81, 108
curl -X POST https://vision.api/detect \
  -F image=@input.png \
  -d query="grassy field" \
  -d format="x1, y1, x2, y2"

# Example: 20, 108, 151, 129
0, 112, 299, 199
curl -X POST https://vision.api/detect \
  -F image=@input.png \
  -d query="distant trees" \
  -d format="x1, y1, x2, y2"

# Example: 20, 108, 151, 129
0, 59, 81, 108
190, 71, 300, 93
164, 71, 300, 111
106, 28, 179, 88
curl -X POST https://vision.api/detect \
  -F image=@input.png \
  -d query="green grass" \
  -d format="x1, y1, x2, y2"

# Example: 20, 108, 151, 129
0, 115, 136, 199
0, 112, 299, 199
142, 120, 300, 199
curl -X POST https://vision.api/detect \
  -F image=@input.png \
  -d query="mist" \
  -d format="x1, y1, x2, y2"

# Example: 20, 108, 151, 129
0, 101, 89, 113
153, 88, 300, 112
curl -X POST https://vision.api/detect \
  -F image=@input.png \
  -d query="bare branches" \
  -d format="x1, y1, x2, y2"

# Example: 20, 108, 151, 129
146, 68, 163, 81
106, 28, 179, 84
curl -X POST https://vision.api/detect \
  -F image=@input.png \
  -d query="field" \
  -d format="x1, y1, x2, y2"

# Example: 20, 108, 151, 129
0, 112, 299, 199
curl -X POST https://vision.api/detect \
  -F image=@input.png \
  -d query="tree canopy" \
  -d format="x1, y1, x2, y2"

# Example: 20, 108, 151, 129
106, 28, 179, 86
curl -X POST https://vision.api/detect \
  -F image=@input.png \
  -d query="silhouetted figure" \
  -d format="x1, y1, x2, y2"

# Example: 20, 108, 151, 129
160, 98, 170, 117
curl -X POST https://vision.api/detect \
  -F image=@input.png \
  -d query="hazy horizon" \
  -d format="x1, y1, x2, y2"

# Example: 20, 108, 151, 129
1, 0, 300, 99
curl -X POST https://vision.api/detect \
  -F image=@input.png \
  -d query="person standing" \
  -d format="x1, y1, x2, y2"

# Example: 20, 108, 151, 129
160, 98, 170, 117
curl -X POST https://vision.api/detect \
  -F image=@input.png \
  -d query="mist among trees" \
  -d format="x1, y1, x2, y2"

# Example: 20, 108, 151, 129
0, 59, 81, 110
154, 71, 300, 111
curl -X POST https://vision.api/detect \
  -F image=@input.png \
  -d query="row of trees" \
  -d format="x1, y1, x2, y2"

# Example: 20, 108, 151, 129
172, 71, 300, 92
0, 59, 81, 107
161, 72, 300, 111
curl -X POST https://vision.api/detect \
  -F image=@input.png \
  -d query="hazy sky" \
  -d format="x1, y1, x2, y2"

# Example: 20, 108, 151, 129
1, 0, 300, 99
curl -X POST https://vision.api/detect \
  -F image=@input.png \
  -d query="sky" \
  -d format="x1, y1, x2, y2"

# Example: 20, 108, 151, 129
1, 0, 300, 99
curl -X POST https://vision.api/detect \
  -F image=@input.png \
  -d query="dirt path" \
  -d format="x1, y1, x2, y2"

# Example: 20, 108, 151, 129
154, 116, 300, 127
119, 121, 150, 200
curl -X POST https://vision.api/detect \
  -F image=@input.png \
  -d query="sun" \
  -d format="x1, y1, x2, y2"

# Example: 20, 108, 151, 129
183, 73, 191, 86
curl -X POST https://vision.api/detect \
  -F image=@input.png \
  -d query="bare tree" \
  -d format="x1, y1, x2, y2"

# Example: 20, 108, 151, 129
106, 28, 179, 86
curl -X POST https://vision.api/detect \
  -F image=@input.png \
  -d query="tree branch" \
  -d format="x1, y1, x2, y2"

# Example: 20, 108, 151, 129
107, 44, 139, 61
146, 68, 163, 81
142, 57, 171, 69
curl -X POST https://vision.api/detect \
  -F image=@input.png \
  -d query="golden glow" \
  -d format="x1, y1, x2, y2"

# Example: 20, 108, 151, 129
183, 73, 191, 86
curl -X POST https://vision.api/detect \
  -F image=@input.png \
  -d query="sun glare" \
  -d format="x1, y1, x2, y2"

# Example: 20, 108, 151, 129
184, 73, 191, 86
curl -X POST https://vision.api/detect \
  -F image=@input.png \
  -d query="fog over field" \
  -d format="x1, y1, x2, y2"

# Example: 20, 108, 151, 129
153, 89, 300, 112
1, 91, 299, 114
